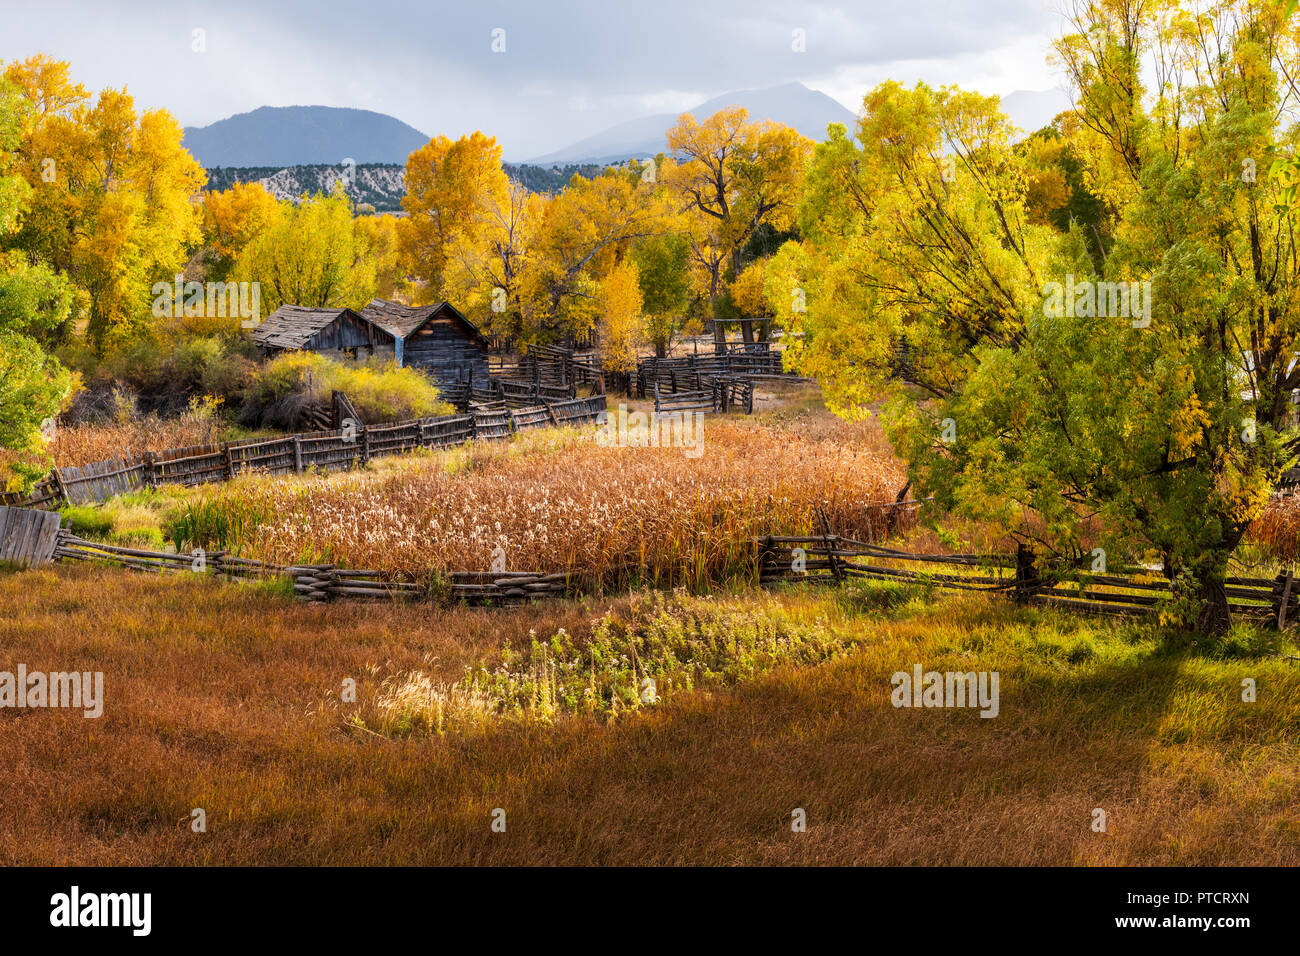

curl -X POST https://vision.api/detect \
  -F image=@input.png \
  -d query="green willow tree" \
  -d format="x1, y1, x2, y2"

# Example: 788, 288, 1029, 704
782, 0, 1300, 632
0, 69, 75, 479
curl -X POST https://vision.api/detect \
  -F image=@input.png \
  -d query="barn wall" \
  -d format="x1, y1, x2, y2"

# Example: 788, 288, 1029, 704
402, 316, 490, 385
304, 313, 395, 352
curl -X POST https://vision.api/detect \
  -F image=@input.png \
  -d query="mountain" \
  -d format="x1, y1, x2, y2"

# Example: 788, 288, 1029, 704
182, 106, 430, 168
522, 82, 857, 166
999, 89, 1074, 136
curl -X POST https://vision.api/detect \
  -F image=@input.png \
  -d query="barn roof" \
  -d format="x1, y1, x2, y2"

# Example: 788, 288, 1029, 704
251, 306, 387, 350
361, 299, 488, 344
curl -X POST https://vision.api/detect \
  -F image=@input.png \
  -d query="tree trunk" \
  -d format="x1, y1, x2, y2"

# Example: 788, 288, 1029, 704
730, 247, 755, 347
1193, 576, 1232, 635
1188, 532, 1245, 635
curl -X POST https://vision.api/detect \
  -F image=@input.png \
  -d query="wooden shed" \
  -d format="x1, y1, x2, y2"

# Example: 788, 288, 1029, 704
361, 299, 490, 386
252, 306, 398, 361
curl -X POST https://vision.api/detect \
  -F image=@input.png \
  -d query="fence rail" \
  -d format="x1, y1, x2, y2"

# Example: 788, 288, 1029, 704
650, 378, 754, 416
2, 395, 608, 511
757, 535, 1298, 626
636, 351, 788, 398
20, 509, 1300, 626
51, 530, 580, 607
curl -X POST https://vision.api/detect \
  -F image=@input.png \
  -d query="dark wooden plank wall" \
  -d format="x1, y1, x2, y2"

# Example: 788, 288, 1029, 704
305, 312, 395, 352
0, 505, 62, 566
404, 317, 491, 386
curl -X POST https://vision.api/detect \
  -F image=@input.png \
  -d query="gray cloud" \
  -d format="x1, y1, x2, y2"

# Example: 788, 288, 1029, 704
0, 0, 1061, 158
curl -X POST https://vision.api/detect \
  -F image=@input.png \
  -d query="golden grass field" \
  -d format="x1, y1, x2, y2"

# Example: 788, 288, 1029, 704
152, 394, 911, 587
1, 565, 1295, 865
27, 391, 1300, 566
4, 387, 1298, 866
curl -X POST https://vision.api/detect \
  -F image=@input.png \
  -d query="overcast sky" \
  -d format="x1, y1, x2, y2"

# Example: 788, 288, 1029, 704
0, 0, 1067, 159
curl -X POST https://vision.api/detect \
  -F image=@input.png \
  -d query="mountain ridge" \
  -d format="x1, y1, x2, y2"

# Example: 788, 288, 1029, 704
521, 82, 857, 165
185, 85, 1077, 173
182, 105, 430, 168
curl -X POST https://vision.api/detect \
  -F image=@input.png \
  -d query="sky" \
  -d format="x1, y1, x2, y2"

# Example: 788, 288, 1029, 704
0, 0, 1069, 160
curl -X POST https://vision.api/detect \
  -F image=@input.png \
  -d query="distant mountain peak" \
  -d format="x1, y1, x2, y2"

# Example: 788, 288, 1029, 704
182, 105, 430, 168
520, 82, 857, 166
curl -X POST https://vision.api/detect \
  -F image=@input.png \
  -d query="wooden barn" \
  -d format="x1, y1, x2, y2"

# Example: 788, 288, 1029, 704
252, 306, 398, 361
361, 299, 490, 386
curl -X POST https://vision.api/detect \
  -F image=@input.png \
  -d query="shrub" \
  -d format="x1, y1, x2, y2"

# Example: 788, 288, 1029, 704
239, 352, 450, 428
89, 332, 255, 416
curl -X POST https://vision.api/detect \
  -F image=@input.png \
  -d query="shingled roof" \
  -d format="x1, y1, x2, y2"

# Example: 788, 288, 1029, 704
251, 306, 370, 350
360, 299, 488, 343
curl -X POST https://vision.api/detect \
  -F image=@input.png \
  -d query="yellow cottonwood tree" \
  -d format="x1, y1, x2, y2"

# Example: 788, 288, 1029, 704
790, 1, 1300, 632
448, 181, 548, 338
665, 107, 812, 341
202, 181, 283, 280
3, 55, 206, 347
517, 164, 666, 344
0, 67, 75, 476
398, 131, 511, 303
599, 259, 643, 374
231, 187, 376, 313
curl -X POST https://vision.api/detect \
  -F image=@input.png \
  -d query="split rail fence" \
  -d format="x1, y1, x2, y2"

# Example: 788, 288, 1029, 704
636, 350, 791, 399
757, 535, 1300, 628
11, 506, 1299, 624
652, 378, 754, 416
50, 530, 589, 606
2, 395, 608, 512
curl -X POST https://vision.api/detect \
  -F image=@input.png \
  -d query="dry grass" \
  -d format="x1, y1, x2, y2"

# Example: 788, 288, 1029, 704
12, 414, 228, 472
170, 411, 910, 588
1249, 492, 1300, 562
1, 563, 1295, 865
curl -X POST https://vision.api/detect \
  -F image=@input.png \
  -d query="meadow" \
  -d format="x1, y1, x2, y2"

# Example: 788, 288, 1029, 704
3, 391, 1298, 866
2, 563, 1294, 865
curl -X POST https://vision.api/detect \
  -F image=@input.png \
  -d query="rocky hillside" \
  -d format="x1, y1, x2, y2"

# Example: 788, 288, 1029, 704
204, 162, 610, 212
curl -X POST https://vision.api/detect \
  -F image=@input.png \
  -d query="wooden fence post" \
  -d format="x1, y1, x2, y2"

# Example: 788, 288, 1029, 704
1275, 570, 1294, 629
49, 467, 69, 508
757, 534, 775, 585
293, 436, 303, 475
817, 506, 843, 585
1015, 543, 1038, 604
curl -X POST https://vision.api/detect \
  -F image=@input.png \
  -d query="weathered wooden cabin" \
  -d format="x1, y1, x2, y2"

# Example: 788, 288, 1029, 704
252, 306, 398, 361
361, 299, 491, 386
